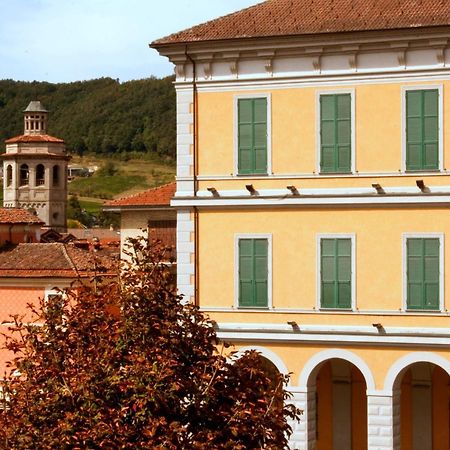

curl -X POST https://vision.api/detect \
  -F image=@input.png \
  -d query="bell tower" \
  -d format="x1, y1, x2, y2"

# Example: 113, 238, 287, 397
2, 101, 69, 232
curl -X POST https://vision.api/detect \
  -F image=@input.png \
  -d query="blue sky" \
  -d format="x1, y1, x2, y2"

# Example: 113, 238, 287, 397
0, 0, 262, 83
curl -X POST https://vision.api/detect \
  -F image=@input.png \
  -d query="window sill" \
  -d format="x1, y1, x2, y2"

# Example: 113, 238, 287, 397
319, 307, 353, 312
236, 306, 270, 310
235, 173, 269, 177
319, 171, 353, 175
405, 308, 442, 313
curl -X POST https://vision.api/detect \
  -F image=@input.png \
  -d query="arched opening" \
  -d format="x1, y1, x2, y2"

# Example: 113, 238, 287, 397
394, 362, 450, 450
19, 164, 29, 186
6, 165, 12, 187
35, 164, 45, 186
307, 359, 368, 450
52, 165, 60, 187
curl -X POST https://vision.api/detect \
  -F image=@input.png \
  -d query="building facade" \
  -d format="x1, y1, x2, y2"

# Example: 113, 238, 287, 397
103, 182, 176, 261
3, 101, 69, 232
152, 1, 450, 449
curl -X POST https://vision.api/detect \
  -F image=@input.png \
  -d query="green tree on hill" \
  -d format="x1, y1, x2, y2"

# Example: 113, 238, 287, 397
0, 77, 176, 159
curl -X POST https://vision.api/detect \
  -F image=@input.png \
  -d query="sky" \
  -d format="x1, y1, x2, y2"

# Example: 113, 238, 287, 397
0, 0, 262, 83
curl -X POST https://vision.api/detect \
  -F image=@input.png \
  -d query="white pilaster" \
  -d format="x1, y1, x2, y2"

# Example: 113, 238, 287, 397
175, 85, 194, 196
287, 388, 308, 450
367, 391, 400, 450
176, 209, 194, 301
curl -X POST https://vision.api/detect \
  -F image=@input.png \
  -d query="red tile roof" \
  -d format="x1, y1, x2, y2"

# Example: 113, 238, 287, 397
152, 0, 450, 45
0, 208, 44, 225
5, 134, 64, 144
104, 182, 176, 208
0, 243, 117, 278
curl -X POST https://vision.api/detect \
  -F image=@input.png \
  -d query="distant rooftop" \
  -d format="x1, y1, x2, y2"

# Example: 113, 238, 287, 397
0, 208, 44, 225
152, 0, 450, 46
23, 101, 47, 113
0, 243, 117, 278
104, 182, 176, 208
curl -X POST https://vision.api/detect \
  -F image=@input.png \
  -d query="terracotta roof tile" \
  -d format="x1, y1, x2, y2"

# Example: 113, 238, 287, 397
152, 0, 450, 45
5, 134, 64, 144
0, 243, 117, 278
104, 182, 176, 208
0, 208, 44, 225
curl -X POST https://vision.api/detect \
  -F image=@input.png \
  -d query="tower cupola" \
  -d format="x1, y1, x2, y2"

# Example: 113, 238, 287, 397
23, 101, 48, 135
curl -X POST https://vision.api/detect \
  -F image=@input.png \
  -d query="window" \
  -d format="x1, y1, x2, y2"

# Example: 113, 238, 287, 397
19, 164, 29, 186
405, 237, 442, 310
237, 96, 269, 175
319, 236, 354, 309
405, 89, 440, 171
36, 164, 45, 186
236, 236, 270, 308
319, 93, 352, 173
6, 165, 12, 187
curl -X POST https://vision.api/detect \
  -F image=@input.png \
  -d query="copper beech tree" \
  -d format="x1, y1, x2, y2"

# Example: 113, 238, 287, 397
0, 238, 301, 449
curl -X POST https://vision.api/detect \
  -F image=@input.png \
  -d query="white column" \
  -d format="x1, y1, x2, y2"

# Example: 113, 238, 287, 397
175, 81, 195, 302
175, 85, 194, 196
287, 388, 308, 450
367, 390, 400, 450
176, 209, 194, 301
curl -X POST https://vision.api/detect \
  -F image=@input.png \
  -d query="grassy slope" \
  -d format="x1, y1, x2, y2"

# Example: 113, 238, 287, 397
69, 154, 175, 215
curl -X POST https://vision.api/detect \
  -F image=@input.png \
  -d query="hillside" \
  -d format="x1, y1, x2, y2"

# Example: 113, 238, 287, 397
0, 76, 176, 158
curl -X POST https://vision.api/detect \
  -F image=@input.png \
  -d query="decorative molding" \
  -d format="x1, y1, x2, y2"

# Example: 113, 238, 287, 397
229, 60, 238, 78
298, 348, 376, 390
312, 56, 321, 72
264, 58, 273, 77
203, 62, 212, 80
176, 64, 186, 80
436, 47, 446, 66
397, 50, 407, 68
232, 345, 290, 377
348, 53, 357, 71
383, 352, 450, 391
216, 329, 450, 347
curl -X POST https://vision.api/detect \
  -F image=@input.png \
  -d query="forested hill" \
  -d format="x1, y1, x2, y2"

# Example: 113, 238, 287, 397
0, 77, 176, 158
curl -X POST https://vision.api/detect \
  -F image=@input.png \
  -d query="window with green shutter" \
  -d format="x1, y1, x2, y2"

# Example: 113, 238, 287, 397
406, 238, 440, 310
320, 238, 352, 309
238, 98, 268, 174
320, 94, 352, 173
406, 89, 439, 171
238, 238, 269, 308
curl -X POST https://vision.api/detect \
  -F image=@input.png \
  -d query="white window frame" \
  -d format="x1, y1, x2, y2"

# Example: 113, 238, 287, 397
402, 233, 444, 312
44, 287, 60, 301
234, 93, 272, 176
316, 89, 356, 175
401, 85, 444, 173
316, 233, 356, 311
234, 233, 273, 309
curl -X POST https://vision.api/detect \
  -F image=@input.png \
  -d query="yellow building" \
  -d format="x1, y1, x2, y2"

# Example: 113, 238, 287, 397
152, 1, 450, 448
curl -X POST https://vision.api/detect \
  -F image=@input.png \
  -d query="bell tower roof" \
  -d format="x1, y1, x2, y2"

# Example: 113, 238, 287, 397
23, 101, 48, 113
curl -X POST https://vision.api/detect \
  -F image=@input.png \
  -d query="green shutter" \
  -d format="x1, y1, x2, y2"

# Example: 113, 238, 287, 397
320, 94, 351, 173
407, 238, 440, 310
321, 238, 352, 308
239, 239, 268, 307
406, 90, 439, 171
238, 98, 267, 174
